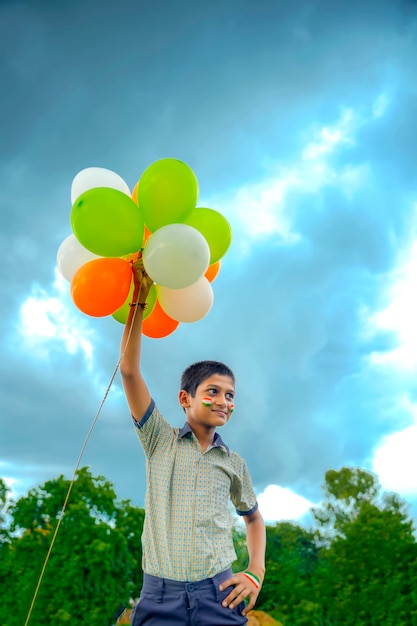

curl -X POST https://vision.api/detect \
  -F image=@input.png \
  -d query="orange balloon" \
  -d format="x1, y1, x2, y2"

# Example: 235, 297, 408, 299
142, 299, 179, 338
205, 260, 221, 282
144, 225, 151, 245
132, 181, 139, 204
71, 258, 132, 317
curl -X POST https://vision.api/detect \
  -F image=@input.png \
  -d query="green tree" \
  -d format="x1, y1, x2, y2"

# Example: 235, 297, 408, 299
232, 525, 249, 572
311, 467, 379, 543
0, 477, 11, 543
313, 467, 417, 625
0, 467, 145, 626
256, 521, 321, 624
0, 478, 13, 615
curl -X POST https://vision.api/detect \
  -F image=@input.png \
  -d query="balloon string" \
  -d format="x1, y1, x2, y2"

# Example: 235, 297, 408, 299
24, 276, 143, 626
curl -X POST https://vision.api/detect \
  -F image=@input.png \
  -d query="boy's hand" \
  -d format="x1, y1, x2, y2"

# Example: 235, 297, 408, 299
219, 571, 262, 615
131, 254, 153, 300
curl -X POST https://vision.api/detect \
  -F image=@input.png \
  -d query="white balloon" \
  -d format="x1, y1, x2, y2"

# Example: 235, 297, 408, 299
71, 167, 131, 204
56, 234, 101, 282
157, 277, 214, 322
143, 224, 210, 289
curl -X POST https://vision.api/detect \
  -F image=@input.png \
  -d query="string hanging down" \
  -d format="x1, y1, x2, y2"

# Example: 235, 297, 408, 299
23, 286, 142, 626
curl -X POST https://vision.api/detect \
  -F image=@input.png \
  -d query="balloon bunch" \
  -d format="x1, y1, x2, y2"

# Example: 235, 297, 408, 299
56, 159, 232, 338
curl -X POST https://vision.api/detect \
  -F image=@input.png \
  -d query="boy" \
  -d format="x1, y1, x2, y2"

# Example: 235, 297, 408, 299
120, 260, 266, 625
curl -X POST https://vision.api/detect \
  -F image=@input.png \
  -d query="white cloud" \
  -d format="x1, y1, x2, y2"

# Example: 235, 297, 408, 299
370, 232, 417, 369
0, 461, 31, 500
372, 93, 390, 119
0, 461, 66, 502
257, 484, 315, 523
1, 476, 19, 501
18, 269, 95, 365
206, 107, 369, 255
302, 110, 355, 161
373, 424, 417, 495
216, 94, 390, 253
372, 400, 417, 496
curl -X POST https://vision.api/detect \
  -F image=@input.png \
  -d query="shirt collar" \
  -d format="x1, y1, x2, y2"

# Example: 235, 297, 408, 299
177, 422, 230, 454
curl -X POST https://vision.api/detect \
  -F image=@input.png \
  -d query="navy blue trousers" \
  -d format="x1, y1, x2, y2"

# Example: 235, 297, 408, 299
130, 568, 247, 625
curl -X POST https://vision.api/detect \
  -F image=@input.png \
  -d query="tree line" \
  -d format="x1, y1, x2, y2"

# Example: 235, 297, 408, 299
1, 466, 416, 625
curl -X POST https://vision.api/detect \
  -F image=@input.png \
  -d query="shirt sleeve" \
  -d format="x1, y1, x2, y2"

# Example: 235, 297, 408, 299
132, 399, 174, 458
230, 453, 258, 516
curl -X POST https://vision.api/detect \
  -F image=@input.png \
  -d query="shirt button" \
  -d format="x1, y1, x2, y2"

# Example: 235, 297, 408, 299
196, 490, 202, 496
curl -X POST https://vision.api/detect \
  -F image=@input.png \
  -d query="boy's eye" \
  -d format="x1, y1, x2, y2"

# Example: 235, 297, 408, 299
205, 388, 234, 400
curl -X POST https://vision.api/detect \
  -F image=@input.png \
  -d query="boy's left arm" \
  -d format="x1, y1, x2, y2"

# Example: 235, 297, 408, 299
219, 508, 266, 615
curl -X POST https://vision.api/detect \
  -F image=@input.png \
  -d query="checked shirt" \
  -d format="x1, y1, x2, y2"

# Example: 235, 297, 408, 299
133, 399, 258, 582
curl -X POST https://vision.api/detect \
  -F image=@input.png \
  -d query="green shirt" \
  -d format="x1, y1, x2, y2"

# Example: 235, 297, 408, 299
133, 399, 258, 581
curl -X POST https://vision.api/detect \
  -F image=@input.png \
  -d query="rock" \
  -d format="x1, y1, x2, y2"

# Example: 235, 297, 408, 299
116, 608, 130, 624
247, 609, 282, 625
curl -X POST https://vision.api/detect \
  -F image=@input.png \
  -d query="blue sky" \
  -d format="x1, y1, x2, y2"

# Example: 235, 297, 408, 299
2, 0, 417, 525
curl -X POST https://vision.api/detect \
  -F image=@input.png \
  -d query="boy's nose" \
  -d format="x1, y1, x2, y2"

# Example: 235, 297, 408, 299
215, 395, 227, 406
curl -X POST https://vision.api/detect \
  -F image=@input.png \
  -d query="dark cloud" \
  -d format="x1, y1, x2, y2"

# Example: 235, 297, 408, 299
2, 0, 417, 518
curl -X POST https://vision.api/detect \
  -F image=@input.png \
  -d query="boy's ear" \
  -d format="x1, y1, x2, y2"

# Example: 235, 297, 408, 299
178, 389, 191, 408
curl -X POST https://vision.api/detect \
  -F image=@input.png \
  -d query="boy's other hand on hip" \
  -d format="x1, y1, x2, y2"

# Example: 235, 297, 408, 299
219, 571, 262, 615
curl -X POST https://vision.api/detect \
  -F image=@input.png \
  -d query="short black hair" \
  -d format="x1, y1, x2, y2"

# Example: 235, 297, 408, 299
180, 360, 235, 397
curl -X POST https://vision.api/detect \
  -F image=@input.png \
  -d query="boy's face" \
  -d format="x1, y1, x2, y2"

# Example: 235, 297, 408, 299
179, 374, 235, 429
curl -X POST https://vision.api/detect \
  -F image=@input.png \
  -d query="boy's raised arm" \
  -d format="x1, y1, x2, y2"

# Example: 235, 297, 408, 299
120, 258, 153, 421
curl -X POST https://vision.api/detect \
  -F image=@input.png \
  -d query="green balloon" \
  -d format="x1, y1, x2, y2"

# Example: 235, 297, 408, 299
184, 207, 232, 264
112, 282, 157, 325
71, 188, 145, 257
137, 158, 198, 232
